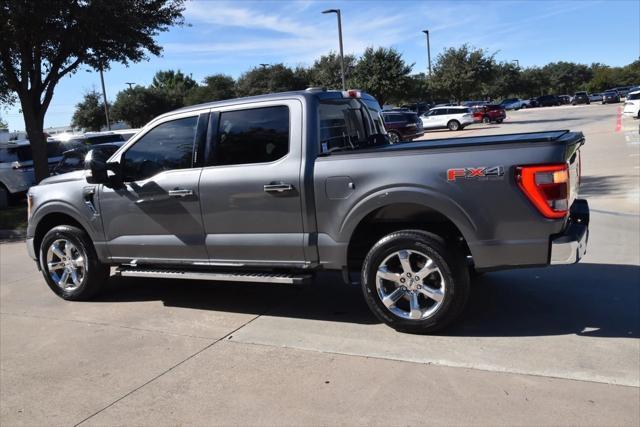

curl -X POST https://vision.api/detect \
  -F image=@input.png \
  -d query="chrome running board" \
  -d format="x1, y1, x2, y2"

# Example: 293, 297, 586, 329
115, 267, 311, 285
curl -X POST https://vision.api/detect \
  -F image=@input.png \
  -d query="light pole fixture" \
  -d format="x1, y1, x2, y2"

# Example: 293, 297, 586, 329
322, 9, 346, 90
125, 82, 135, 89
422, 30, 432, 78
512, 59, 520, 67
86, 64, 111, 130
259, 63, 269, 68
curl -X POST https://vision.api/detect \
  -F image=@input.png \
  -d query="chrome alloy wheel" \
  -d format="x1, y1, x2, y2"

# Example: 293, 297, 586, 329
46, 239, 85, 291
375, 249, 446, 321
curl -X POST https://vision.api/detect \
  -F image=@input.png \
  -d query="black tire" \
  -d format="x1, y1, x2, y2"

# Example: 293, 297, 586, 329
496, 119, 503, 124
447, 120, 461, 131
387, 131, 401, 144
361, 230, 470, 334
39, 225, 109, 300
482, 116, 491, 124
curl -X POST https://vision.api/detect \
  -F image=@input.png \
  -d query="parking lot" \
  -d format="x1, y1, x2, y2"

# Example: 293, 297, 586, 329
1, 103, 639, 426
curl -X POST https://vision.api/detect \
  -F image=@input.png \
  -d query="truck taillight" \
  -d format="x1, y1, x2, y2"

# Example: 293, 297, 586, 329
516, 164, 569, 219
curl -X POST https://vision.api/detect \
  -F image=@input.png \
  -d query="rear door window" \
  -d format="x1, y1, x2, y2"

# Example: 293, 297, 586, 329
213, 106, 289, 166
320, 99, 371, 152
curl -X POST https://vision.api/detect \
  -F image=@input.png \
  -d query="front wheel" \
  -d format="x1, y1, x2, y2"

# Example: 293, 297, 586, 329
387, 131, 401, 144
496, 119, 503, 123
39, 225, 110, 300
361, 230, 470, 333
482, 116, 491, 124
448, 120, 461, 131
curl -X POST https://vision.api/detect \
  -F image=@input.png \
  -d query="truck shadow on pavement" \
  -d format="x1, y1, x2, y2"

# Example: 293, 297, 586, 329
98, 262, 638, 338
579, 175, 639, 197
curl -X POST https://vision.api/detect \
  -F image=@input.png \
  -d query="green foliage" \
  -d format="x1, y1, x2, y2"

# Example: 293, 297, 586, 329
0, 113, 7, 129
350, 47, 413, 107
236, 64, 308, 97
70, 90, 105, 131
0, 0, 185, 182
430, 45, 495, 101
151, 69, 197, 107
111, 86, 175, 128
307, 52, 357, 89
185, 74, 236, 105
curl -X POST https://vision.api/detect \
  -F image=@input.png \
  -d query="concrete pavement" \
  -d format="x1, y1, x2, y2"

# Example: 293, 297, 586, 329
1, 103, 639, 426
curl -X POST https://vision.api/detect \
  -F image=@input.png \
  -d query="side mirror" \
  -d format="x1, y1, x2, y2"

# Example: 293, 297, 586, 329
85, 149, 117, 184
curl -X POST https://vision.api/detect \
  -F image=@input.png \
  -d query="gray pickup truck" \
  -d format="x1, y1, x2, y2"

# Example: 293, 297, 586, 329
25, 89, 589, 333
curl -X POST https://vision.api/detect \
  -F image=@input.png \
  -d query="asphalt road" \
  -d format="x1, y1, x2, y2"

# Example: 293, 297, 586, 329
1, 103, 639, 426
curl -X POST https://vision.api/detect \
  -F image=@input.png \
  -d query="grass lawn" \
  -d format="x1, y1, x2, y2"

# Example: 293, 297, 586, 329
0, 205, 28, 231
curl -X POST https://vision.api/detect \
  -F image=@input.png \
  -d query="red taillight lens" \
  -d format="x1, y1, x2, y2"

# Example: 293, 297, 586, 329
516, 164, 570, 219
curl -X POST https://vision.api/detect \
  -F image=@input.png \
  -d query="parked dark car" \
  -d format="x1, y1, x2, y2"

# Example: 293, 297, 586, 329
52, 142, 124, 175
614, 86, 631, 98
572, 92, 590, 105
472, 104, 506, 123
602, 90, 621, 104
537, 95, 561, 107
558, 95, 571, 105
400, 102, 431, 116
381, 111, 424, 143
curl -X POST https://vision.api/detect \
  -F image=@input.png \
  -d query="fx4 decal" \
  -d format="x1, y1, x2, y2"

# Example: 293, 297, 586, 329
447, 166, 505, 181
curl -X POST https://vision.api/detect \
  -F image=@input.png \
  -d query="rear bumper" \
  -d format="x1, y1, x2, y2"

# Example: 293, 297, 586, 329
550, 199, 589, 265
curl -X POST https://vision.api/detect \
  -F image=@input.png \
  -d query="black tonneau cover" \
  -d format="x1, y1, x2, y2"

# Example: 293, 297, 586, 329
380, 130, 583, 152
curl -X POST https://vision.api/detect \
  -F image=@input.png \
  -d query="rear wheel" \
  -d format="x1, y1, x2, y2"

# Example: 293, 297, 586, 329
387, 131, 401, 144
361, 230, 470, 333
482, 116, 491, 124
447, 120, 461, 131
496, 119, 503, 123
39, 225, 110, 300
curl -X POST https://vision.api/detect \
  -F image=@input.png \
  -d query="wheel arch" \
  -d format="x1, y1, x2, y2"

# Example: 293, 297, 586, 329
341, 189, 477, 271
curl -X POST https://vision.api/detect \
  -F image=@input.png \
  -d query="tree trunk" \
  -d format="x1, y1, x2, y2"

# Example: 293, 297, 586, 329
22, 104, 49, 183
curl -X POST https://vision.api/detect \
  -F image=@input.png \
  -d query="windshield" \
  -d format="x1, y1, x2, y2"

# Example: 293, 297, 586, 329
319, 98, 386, 153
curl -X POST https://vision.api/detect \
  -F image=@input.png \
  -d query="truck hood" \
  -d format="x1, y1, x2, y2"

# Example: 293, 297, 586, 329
39, 170, 87, 186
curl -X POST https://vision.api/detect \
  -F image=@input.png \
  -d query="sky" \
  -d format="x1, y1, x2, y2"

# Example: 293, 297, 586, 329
2, 0, 639, 131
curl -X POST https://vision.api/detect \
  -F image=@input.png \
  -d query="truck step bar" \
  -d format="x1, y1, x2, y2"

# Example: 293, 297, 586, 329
115, 267, 312, 285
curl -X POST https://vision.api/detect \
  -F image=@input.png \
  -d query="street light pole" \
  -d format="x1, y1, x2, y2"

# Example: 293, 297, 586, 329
98, 63, 111, 130
322, 9, 346, 90
512, 59, 520, 67
125, 82, 135, 89
422, 30, 432, 77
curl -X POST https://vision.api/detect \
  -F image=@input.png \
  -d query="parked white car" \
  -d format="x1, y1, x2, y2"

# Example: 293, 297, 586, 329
622, 90, 640, 118
421, 106, 475, 131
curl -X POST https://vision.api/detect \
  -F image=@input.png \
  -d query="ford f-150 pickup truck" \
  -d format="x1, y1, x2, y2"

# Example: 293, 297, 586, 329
25, 89, 589, 333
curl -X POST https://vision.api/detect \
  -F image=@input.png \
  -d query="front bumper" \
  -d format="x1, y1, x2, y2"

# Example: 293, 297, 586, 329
550, 199, 589, 265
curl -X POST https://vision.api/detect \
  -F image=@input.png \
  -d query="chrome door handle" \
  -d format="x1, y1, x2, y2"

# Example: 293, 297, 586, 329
263, 183, 294, 193
168, 189, 193, 198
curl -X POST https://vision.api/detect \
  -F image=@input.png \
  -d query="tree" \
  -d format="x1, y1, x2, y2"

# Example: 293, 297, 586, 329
70, 90, 106, 131
483, 62, 522, 100
0, 0, 185, 182
151, 69, 197, 108
542, 62, 592, 95
0, 114, 7, 129
236, 64, 308, 97
350, 47, 413, 107
307, 52, 357, 89
185, 74, 236, 105
430, 45, 495, 102
111, 86, 174, 128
